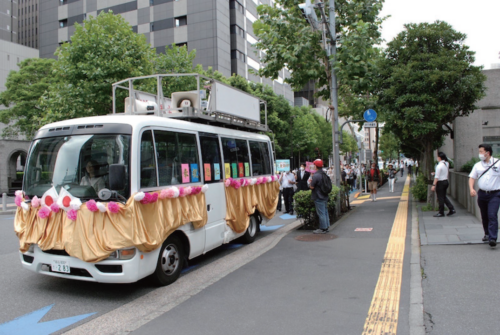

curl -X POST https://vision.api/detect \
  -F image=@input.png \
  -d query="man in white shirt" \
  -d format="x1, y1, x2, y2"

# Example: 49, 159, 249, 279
431, 152, 456, 217
281, 171, 297, 215
469, 144, 500, 247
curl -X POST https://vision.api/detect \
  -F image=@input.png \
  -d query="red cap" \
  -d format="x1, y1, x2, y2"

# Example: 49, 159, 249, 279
313, 159, 323, 168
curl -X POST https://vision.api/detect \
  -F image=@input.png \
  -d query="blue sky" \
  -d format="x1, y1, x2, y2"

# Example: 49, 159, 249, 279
380, 0, 500, 69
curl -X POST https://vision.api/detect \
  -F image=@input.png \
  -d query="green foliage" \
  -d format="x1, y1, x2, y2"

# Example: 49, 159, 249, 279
253, 0, 385, 114
460, 157, 480, 173
411, 174, 428, 201
293, 185, 340, 228
340, 130, 358, 154
379, 131, 399, 161
421, 203, 438, 212
41, 11, 156, 123
0, 58, 57, 139
376, 21, 486, 179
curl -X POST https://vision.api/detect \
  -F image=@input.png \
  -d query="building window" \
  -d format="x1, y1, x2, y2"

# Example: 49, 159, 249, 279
230, 0, 244, 14
150, 0, 154, 5
175, 16, 187, 27
231, 50, 245, 63
150, 23, 154, 31
230, 25, 245, 38
60, 0, 68, 5
176, 42, 187, 48
59, 19, 67, 28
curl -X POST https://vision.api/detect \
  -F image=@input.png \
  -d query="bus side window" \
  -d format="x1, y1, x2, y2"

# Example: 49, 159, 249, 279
199, 134, 222, 184
154, 130, 200, 186
249, 141, 272, 176
221, 137, 250, 178
140, 130, 158, 188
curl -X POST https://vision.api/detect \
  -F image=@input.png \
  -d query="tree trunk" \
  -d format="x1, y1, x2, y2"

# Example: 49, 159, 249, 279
423, 140, 436, 206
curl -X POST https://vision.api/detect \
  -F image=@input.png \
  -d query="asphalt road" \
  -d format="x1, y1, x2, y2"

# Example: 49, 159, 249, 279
0, 213, 292, 334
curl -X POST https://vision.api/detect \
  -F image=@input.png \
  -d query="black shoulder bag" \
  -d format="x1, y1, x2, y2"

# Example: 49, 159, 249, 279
478, 159, 499, 181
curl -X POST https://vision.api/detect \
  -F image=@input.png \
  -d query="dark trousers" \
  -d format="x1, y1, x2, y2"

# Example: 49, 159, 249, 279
400, 168, 404, 177
408, 165, 412, 175
283, 187, 294, 213
277, 190, 282, 211
436, 180, 454, 214
477, 190, 500, 240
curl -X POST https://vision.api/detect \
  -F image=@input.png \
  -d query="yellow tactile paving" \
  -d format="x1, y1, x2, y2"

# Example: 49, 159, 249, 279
362, 177, 410, 335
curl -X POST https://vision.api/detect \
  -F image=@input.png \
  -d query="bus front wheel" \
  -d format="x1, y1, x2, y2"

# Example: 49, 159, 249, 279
151, 235, 185, 286
240, 215, 258, 244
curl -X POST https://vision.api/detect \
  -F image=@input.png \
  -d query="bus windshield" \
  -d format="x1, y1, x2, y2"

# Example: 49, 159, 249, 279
24, 134, 131, 200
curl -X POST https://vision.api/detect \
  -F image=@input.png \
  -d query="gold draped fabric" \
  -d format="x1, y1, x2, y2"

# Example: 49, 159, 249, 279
14, 193, 207, 263
225, 181, 280, 233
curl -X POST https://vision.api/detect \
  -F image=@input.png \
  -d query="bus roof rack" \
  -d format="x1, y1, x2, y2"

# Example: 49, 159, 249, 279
112, 73, 269, 132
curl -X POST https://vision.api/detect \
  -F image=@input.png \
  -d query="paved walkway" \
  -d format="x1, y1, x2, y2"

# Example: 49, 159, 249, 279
418, 197, 490, 245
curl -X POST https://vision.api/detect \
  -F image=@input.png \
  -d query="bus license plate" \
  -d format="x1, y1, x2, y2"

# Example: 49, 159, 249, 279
51, 260, 70, 273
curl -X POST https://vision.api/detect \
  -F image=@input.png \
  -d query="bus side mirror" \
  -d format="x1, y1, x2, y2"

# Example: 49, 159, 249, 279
109, 164, 126, 191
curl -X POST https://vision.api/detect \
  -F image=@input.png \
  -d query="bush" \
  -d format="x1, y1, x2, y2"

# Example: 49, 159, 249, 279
293, 185, 340, 229
411, 174, 428, 201
460, 157, 480, 173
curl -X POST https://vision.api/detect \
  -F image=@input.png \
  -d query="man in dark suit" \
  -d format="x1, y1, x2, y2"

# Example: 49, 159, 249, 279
296, 163, 311, 192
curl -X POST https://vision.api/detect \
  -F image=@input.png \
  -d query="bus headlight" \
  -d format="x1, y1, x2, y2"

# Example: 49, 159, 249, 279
106, 248, 136, 260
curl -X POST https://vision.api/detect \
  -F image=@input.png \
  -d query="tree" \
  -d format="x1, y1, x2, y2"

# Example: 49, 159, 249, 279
0, 58, 57, 139
41, 11, 156, 123
340, 130, 358, 156
376, 21, 486, 181
253, 0, 384, 113
379, 131, 399, 161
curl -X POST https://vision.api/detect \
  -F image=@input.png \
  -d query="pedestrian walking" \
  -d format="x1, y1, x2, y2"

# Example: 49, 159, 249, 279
281, 171, 296, 215
430, 152, 456, 218
309, 159, 332, 234
400, 160, 405, 177
415, 160, 419, 176
296, 163, 311, 192
468, 144, 500, 247
408, 159, 413, 176
366, 162, 382, 201
276, 172, 283, 212
385, 164, 399, 192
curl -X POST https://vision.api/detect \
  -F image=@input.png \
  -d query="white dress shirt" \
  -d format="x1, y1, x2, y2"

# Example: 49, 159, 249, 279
469, 158, 500, 191
434, 161, 449, 181
282, 172, 296, 188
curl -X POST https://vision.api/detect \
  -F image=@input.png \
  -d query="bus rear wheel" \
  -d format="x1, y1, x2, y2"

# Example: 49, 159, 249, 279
151, 235, 185, 286
240, 215, 258, 244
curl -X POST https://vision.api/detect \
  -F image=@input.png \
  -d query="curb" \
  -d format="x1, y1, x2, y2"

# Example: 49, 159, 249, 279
409, 197, 426, 335
64, 219, 304, 335
0, 210, 17, 216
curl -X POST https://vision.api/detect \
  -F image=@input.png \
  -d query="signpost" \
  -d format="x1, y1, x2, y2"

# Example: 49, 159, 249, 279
364, 109, 377, 122
364, 122, 377, 128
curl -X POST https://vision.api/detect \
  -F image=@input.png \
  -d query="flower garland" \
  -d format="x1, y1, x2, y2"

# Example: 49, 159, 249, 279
14, 184, 210, 221
224, 175, 277, 189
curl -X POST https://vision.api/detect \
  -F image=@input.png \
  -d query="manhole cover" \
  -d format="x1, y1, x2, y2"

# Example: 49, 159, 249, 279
295, 234, 338, 242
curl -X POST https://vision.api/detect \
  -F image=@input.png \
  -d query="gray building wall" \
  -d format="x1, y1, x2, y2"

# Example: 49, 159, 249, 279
18, 0, 39, 48
0, 0, 18, 43
441, 68, 500, 170
39, 0, 294, 103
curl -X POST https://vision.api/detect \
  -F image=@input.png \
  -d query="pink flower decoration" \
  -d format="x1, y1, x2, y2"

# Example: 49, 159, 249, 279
50, 203, 60, 213
15, 190, 23, 197
38, 206, 51, 219
179, 187, 187, 197
86, 200, 99, 212
159, 189, 169, 199
150, 193, 159, 203
191, 186, 202, 195
164, 188, 176, 198
141, 192, 153, 204
184, 187, 192, 196
67, 209, 78, 221
31, 196, 40, 208
225, 178, 232, 188
15, 195, 23, 207
107, 202, 120, 213
231, 179, 241, 190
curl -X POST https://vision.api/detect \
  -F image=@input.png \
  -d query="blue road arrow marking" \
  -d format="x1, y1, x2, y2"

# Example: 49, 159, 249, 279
0, 304, 95, 335
279, 214, 296, 220
260, 225, 284, 231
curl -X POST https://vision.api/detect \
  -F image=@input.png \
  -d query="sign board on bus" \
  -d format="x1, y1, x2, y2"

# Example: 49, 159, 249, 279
276, 159, 291, 172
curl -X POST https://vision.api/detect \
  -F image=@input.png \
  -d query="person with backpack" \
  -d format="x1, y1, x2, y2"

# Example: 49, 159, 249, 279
366, 161, 381, 201
309, 159, 332, 234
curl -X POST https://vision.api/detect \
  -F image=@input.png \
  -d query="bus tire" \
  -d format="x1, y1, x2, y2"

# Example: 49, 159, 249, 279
150, 235, 185, 286
240, 215, 258, 244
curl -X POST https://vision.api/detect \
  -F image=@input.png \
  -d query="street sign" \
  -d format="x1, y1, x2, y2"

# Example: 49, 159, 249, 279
276, 159, 290, 172
364, 122, 377, 128
364, 109, 377, 122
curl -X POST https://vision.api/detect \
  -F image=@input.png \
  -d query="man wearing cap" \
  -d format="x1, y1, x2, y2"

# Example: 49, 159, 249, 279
309, 159, 330, 234
385, 163, 399, 192
469, 143, 500, 247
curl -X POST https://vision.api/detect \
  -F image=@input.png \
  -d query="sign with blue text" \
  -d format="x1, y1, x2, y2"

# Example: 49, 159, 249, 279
364, 109, 377, 122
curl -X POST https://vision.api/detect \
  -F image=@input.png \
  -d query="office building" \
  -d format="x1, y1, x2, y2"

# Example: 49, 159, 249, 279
39, 0, 294, 103
17, 0, 39, 48
0, 0, 18, 43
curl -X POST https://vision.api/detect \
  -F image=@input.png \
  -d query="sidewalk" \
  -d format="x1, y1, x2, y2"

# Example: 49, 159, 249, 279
418, 194, 500, 334
419, 197, 488, 245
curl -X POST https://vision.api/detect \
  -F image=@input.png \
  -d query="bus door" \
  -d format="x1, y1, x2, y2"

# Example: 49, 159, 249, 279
199, 133, 227, 252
